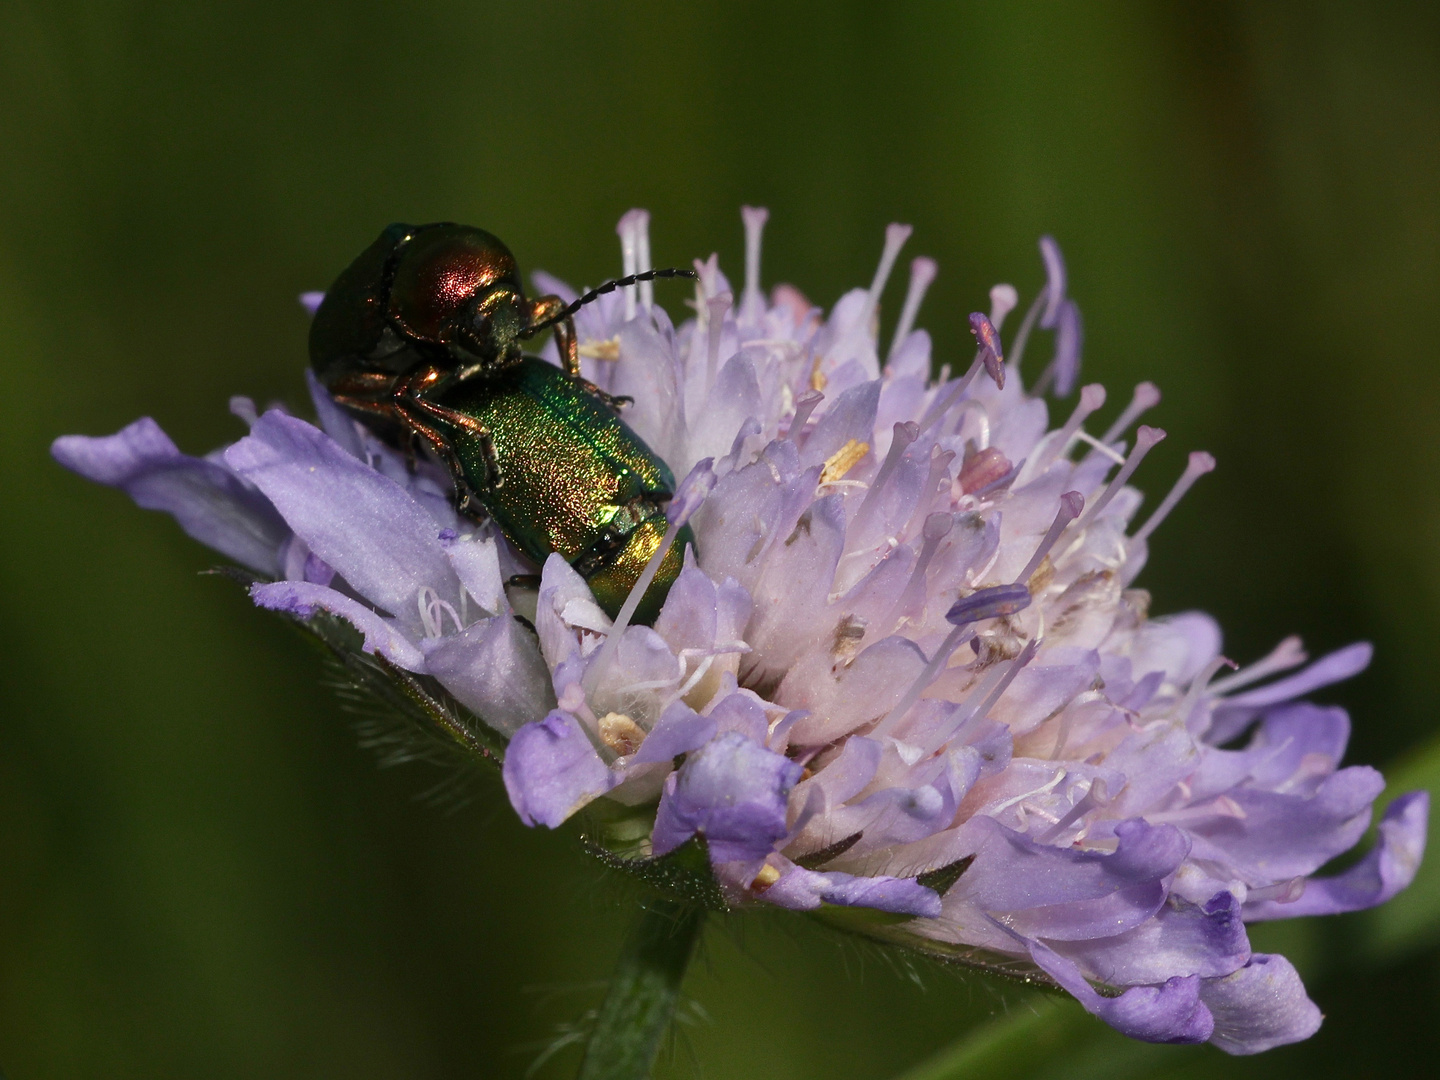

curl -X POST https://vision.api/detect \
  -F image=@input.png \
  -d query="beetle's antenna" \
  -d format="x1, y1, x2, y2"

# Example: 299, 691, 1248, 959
520, 267, 697, 337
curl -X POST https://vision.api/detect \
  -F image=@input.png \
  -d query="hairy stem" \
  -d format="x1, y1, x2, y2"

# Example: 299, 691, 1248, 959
576, 900, 707, 1080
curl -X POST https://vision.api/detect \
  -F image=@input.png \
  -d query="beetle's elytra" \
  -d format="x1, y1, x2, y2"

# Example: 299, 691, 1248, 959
309, 223, 694, 623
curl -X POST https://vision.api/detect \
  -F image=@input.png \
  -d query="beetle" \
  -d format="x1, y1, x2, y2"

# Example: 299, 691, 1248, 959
308, 222, 695, 621
409, 355, 693, 625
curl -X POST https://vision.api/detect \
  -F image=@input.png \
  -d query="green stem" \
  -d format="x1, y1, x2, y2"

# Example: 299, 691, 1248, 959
577, 900, 707, 1080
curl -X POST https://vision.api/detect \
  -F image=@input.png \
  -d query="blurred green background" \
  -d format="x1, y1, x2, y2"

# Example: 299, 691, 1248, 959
3, 2, 1440, 1077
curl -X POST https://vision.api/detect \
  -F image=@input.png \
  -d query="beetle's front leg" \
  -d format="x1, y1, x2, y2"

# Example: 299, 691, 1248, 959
529, 296, 580, 375
530, 296, 633, 413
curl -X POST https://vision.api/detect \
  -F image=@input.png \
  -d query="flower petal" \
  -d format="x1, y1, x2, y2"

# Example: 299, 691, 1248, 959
503, 711, 615, 828
53, 418, 288, 575
1245, 791, 1429, 919
1199, 953, 1321, 1054
250, 580, 424, 670
225, 411, 459, 632
652, 731, 803, 863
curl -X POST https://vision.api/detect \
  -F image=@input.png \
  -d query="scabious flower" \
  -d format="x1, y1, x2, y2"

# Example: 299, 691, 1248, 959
54, 209, 1427, 1055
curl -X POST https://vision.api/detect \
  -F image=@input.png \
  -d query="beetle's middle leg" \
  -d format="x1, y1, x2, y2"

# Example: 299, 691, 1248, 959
390, 366, 501, 508
404, 394, 504, 498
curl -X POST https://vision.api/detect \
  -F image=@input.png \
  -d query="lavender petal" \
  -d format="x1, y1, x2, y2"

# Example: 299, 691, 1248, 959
53, 418, 289, 575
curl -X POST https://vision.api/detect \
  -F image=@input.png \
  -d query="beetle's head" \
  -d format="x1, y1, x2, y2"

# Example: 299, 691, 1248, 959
386, 224, 526, 366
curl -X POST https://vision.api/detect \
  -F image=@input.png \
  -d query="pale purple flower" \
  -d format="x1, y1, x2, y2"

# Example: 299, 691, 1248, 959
53, 209, 1427, 1055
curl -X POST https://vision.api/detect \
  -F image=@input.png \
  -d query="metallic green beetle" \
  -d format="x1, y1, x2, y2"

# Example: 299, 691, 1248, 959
309, 223, 694, 622
408, 356, 692, 626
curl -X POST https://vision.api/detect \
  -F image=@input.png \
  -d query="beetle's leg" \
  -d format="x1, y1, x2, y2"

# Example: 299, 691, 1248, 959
529, 295, 635, 413
405, 396, 505, 494
384, 364, 498, 500
529, 296, 579, 375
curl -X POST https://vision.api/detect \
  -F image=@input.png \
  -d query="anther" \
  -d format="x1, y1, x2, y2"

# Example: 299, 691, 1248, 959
887, 256, 938, 362
989, 284, 1018, 330
741, 206, 769, 317
1101, 382, 1162, 445
1016, 492, 1085, 586
877, 583, 1033, 734
969, 313, 1005, 389
1074, 426, 1165, 532
1131, 450, 1214, 543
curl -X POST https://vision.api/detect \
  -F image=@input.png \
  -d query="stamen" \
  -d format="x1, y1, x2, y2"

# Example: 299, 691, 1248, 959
1101, 382, 1162, 444
1131, 450, 1215, 543
851, 422, 919, 534
786, 389, 824, 443
616, 209, 644, 320
599, 712, 646, 757
741, 206, 769, 314
1032, 384, 1106, 473
706, 291, 733, 394
917, 359, 981, 433
958, 446, 1010, 494
968, 313, 1005, 388
417, 586, 463, 638
1176, 655, 1233, 726
299, 291, 324, 315
1038, 235, 1067, 328
634, 210, 654, 312
888, 512, 953, 627
1074, 426, 1165, 532
1029, 299, 1083, 398
902, 445, 955, 537
1015, 491, 1085, 586
857, 223, 912, 339
1005, 287, 1046, 376
820, 439, 871, 485
877, 583, 1033, 734
969, 637, 1038, 720
918, 344, 1004, 435
989, 284, 1018, 330
887, 256, 938, 362
1037, 777, 1111, 843
583, 461, 717, 695
1208, 635, 1307, 696
1072, 430, 1127, 465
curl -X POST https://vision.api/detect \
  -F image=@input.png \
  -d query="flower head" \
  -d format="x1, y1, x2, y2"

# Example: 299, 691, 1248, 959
54, 210, 1427, 1055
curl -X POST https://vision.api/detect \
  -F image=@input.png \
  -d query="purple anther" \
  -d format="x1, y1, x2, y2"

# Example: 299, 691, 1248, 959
299, 291, 325, 315
1052, 299, 1084, 396
1038, 235, 1068, 328
945, 583, 1033, 626
968, 312, 1006, 389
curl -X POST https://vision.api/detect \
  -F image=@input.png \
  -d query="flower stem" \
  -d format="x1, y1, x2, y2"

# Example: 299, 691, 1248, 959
577, 900, 707, 1080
